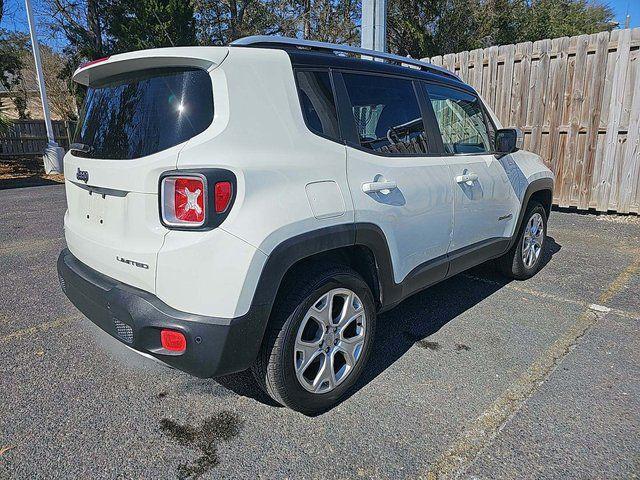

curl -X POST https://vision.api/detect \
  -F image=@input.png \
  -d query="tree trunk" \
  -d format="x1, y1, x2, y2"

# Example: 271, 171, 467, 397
87, 0, 103, 57
303, 0, 311, 39
229, 0, 238, 40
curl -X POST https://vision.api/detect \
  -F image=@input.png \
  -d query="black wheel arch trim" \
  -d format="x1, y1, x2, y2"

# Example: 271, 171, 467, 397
248, 223, 402, 318
250, 223, 356, 308
507, 177, 554, 251
249, 223, 507, 319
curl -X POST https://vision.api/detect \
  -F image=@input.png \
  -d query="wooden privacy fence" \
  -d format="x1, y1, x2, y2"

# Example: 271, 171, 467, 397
424, 28, 640, 214
0, 120, 75, 158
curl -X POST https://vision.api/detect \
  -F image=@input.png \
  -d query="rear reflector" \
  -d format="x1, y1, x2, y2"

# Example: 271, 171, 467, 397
161, 329, 186, 352
214, 181, 232, 213
161, 175, 206, 227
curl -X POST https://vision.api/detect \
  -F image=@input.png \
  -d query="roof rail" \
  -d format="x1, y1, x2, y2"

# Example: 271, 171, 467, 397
230, 36, 459, 81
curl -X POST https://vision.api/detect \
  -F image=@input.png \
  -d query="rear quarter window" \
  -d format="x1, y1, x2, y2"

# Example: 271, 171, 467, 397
295, 70, 340, 141
74, 67, 213, 160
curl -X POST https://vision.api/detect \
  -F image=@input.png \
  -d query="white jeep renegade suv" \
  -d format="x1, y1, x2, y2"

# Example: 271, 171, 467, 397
58, 36, 554, 415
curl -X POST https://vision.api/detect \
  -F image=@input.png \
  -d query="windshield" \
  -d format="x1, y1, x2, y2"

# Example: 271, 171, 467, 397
74, 67, 213, 160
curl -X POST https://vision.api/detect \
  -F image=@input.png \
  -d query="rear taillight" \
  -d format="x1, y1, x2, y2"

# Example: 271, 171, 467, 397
160, 170, 236, 230
161, 175, 206, 227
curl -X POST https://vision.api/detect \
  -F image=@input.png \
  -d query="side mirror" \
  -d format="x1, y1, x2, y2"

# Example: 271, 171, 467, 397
495, 128, 524, 155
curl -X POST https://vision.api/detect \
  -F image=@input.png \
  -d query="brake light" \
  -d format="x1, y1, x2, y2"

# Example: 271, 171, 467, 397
160, 329, 186, 352
161, 175, 206, 227
79, 56, 110, 69
214, 181, 232, 213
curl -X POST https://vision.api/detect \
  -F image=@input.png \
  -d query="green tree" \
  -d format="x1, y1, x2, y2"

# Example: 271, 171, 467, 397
294, 0, 360, 43
386, 0, 438, 57
41, 0, 616, 70
0, 32, 23, 89
524, 0, 614, 41
48, 0, 196, 56
194, 0, 281, 45
0, 0, 13, 132
477, 0, 527, 46
45, 0, 198, 111
432, 0, 484, 53
193, 1, 359, 46
387, 0, 615, 58
105, 0, 197, 52
49, 0, 105, 59
0, 30, 30, 119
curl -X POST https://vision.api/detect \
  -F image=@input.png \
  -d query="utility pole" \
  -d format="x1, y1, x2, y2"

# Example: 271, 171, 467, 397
361, 0, 387, 52
25, 0, 63, 174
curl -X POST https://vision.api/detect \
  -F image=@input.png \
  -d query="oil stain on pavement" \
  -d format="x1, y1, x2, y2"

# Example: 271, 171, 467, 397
160, 411, 242, 479
403, 330, 442, 351
416, 339, 441, 351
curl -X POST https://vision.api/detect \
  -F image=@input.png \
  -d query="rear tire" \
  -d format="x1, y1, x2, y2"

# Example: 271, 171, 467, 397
252, 264, 376, 415
497, 202, 547, 280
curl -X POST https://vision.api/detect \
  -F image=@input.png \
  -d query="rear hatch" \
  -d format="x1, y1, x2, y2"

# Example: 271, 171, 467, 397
64, 47, 227, 293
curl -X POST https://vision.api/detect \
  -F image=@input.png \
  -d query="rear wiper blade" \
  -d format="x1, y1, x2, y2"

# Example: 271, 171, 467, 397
70, 142, 93, 154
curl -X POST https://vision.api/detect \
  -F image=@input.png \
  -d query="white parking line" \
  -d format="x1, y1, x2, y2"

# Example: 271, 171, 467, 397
0, 314, 81, 343
0, 237, 64, 257
425, 258, 640, 479
463, 273, 640, 320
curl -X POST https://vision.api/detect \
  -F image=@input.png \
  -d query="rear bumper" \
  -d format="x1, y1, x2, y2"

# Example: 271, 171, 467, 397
57, 249, 268, 378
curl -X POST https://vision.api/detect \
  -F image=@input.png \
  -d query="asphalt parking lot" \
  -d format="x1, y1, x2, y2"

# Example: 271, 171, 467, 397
1, 184, 639, 479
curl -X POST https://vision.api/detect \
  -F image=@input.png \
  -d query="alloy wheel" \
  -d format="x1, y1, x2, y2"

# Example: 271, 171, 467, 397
293, 288, 367, 394
522, 212, 544, 269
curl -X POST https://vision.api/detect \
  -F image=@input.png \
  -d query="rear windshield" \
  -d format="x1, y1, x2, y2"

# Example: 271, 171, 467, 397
74, 67, 213, 160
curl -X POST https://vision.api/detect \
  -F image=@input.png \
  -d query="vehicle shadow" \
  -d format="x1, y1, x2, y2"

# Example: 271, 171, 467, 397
0, 176, 64, 190
213, 236, 561, 415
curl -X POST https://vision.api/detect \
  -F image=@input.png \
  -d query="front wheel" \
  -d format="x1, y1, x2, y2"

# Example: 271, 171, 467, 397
252, 265, 376, 415
497, 202, 547, 280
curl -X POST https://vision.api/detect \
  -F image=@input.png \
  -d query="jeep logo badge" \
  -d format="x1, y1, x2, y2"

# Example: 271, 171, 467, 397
76, 168, 89, 183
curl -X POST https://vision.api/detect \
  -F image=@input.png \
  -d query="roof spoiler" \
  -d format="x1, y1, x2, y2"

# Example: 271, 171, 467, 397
72, 47, 229, 86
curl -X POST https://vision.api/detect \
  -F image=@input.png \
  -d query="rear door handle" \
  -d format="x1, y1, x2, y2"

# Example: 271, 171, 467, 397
362, 180, 397, 193
455, 173, 479, 184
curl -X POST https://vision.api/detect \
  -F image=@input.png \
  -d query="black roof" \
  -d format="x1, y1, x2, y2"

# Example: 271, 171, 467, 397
230, 36, 473, 93
231, 36, 458, 79
286, 49, 472, 92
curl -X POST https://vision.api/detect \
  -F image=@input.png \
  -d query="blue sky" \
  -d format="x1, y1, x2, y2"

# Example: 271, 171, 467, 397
2, 0, 639, 44
610, 0, 640, 28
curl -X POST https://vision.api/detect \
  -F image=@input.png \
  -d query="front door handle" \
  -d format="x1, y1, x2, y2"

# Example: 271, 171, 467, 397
362, 180, 397, 193
455, 173, 479, 184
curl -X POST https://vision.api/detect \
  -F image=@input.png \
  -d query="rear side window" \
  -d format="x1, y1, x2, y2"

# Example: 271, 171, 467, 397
296, 70, 340, 141
423, 83, 492, 154
342, 73, 429, 155
74, 67, 213, 160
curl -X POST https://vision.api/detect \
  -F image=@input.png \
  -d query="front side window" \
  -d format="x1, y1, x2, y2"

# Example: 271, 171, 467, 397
74, 67, 213, 160
296, 70, 340, 141
423, 83, 492, 154
342, 73, 429, 155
